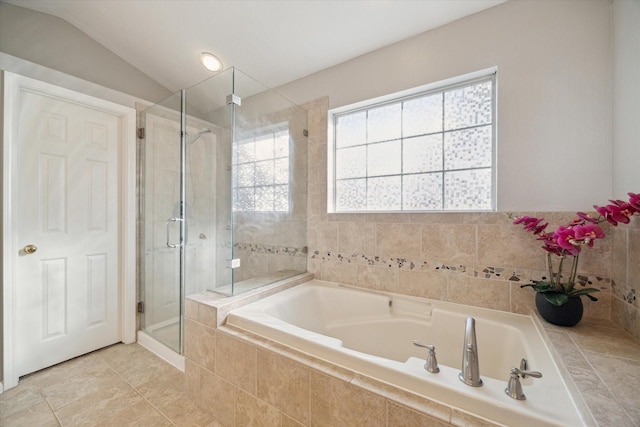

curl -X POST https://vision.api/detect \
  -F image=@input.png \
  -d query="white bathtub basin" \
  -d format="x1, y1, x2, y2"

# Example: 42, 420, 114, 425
226, 280, 593, 427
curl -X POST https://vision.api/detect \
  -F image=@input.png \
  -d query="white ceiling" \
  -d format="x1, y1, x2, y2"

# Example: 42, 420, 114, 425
6, 0, 506, 93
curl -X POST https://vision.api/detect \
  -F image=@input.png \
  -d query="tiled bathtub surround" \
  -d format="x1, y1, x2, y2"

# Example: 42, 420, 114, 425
183, 278, 505, 427
184, 276, 640, 426
305, 96, 640, 341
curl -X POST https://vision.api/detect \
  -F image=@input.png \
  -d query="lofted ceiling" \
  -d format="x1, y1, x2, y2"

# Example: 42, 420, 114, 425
5, 0, 506, 93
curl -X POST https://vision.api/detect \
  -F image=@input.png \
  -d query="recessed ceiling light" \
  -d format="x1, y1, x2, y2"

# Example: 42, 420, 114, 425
199, 52, 223, 72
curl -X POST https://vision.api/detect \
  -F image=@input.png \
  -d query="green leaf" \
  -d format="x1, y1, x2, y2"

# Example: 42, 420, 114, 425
568, 288, 600, 298
536, 287, 560, 294
544, 293, 569, 306
521, 281, 554, 292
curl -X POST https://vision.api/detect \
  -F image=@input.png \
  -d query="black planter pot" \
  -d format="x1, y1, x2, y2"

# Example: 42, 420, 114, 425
535, 292, 584, 326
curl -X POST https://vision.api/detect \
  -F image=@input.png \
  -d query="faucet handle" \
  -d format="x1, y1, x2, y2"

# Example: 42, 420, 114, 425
412, 340, 440, 373
505, 366, 542, 400
512, 366, 542, 378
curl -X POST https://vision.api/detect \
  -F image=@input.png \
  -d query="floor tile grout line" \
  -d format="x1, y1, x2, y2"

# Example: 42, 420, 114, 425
45, 357, 123, 415
568, 333, 637, 426
5, 344, 200, 427
49, 401, 65, 427
579, 347, 640, 364
53, 347, 174, 427
98, 349, 179, 427
131, 387, 178, 427
580, 348, 639, 426
47, 360, 128, 425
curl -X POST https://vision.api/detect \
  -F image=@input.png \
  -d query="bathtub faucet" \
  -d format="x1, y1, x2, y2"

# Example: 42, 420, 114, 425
459, 317, 483, 387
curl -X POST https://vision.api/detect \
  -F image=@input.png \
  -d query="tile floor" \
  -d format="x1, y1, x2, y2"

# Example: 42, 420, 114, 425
0, 343, 220, 426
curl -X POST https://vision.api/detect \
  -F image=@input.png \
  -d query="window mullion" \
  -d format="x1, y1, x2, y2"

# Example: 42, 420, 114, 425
330, 72, 495, 213
441, 92, 446, 211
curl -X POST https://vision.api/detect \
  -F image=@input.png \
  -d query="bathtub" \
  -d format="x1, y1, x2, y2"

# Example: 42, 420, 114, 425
226, 280, 593, 427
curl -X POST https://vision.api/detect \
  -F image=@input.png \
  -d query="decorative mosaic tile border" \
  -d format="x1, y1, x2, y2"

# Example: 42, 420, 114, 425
612, 280, 638, 307
233, 242, 308, 257
309, 250, 612, 291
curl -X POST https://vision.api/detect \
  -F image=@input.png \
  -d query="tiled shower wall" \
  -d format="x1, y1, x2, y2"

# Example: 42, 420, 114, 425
231, 104, 309, 284
305, 97, 640, 340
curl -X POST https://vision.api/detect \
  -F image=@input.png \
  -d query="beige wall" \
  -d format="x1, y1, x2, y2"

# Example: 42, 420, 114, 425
613, 0, 640, 198
306, 93, 640, 340
280, 0, 613, 212
0, 2, 170, 103
611, 0, 640, 341
283, 0, 639, 339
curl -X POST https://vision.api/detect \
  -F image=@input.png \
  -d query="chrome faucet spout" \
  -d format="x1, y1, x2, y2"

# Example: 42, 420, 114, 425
459, 317, 483, 387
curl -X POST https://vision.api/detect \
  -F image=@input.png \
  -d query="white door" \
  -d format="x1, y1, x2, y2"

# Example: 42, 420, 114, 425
14, 89, 121, 377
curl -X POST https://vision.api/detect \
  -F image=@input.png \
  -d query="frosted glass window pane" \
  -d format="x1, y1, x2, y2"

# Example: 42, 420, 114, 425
368, 140, 401, 177
274, 131, 289, 157
274, 158, 289, 184
331, 75, 494, 212
444, 126, 492, 170
336, 112, 366, 148
235, 188, 254, 211
336, 146, 366, 179
233, 125, 290, 212
403, 94, 443, 137
237, 163, 254, 187
444, 81, 492, 131
368, 104, 401, 143
444, 169, 492, 210
231, 168, 238, 188
274, 185, 289, 211
255, 186, 274, 211
367, 176, 401, 210
336, 179, 366, 211
254, 136, 274, 161
237, 141, 254, 164
254, 160, 274, 186
402, 173, 443, 210
403, 135, 442, 173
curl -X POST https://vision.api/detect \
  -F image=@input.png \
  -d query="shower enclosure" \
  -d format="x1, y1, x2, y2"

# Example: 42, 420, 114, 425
138, 68, 308, 354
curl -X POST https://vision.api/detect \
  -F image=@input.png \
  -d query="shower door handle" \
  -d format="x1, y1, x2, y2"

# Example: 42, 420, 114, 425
166, 217, 184, 248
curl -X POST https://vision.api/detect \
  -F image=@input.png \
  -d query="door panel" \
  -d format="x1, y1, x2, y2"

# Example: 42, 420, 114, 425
15, 89, 121, 377
140, 110, 182, 351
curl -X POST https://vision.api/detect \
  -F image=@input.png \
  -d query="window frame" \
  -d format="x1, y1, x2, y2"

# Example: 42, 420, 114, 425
327, 68, 497, 213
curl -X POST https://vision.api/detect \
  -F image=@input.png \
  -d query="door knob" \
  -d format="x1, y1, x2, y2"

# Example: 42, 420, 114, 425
23, 244, 37, 254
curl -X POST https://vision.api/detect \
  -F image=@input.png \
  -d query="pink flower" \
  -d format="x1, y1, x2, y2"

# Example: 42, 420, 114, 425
538, 233, 562, 256
576, 212, 599, 224
515, 191, 637, 261
513, 215, 534, 225
594, 200, 637, 225
628, 192, 640, 210
573, 224, 605, 247
513, 216, 548, 235
530, 221, 548, 234
594, 204, 620, 226
553, 226, 581, 256
514, 191, 637, 304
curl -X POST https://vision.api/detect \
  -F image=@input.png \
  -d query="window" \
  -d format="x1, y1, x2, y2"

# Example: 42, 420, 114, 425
328, 71, 496, 212
233, 125, 290, 212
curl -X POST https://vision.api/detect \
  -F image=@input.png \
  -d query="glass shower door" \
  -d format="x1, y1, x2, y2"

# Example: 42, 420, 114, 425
138, 67, 308, 355
139, 92, 184, 353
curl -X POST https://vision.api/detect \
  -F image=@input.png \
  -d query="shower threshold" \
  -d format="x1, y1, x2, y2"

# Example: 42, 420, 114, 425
137, 328, 185, 371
